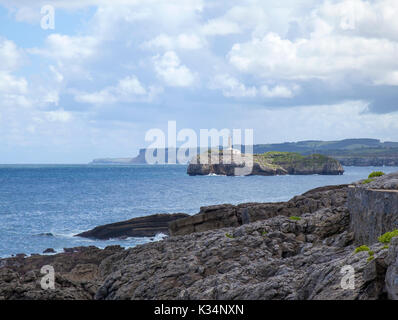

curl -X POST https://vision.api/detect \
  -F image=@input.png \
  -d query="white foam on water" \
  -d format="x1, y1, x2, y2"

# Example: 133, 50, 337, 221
153, 233, 168, 241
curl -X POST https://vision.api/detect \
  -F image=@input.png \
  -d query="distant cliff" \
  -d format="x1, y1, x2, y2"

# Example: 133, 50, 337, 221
187, 151, 344, 176
336, 157, 398, 166
90, 138, 398, 166
90, 158, 140, 165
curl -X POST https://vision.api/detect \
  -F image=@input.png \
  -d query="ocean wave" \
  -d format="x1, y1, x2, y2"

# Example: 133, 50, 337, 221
153, 233, 168, 241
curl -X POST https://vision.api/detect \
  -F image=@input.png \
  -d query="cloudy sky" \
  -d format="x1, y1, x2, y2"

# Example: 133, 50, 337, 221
1, 0, 398, 163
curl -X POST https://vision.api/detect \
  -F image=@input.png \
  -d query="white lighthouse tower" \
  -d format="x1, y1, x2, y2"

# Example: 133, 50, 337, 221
223, 136, 242, 157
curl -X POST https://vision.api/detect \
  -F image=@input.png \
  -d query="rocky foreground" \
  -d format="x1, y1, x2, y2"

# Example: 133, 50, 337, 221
1, 172, 398, 300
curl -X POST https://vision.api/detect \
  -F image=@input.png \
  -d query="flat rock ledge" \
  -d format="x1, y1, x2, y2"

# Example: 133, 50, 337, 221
76, 213, 189, 239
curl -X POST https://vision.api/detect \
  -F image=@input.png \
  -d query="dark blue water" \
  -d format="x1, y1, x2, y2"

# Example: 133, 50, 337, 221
0, 165, 397, 257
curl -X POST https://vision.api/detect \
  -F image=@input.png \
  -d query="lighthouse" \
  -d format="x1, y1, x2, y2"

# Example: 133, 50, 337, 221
223, 136, 242, 157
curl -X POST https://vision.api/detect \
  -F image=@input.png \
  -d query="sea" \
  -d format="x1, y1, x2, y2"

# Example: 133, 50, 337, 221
0, 164, 397, 258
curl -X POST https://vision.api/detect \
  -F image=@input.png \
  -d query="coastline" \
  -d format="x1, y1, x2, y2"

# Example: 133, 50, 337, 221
2, 171, 398, 300
3, 165, 389, 258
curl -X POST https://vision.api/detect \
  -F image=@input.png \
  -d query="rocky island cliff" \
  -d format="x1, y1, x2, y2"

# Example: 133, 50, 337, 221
187, 151, 344, 176
2, 172, 398, 300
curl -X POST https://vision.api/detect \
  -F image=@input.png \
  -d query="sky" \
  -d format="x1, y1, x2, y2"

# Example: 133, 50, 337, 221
1, 0, 398, 163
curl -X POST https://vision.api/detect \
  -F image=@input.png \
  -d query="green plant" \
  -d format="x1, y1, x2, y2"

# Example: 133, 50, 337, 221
262, 231, 268, 236
289, 216, 301, 221
361, 178, 375, 184
367, 256, 374, 262
378, 230, 398, 244
368, 250, 374, 257
382, 245, 389, 250
368, 171, 385, 178
354, 245, 370, 254
225, 233, 234, 239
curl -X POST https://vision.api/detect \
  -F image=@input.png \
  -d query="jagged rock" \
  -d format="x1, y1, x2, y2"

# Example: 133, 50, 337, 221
95, 206, 353, 300
75, 213, 189, 240
0, 246, 124, 300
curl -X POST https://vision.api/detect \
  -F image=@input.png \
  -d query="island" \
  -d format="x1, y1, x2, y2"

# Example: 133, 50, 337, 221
187, 151, 344, 176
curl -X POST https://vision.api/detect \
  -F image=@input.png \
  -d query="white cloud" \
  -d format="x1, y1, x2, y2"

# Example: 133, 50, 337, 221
210, 74, 257, 97
49, 65, 64, 83
228, 32, 398, 84
45, 109, 72, 122
260, 84, 299, 98
210, 74, 299, 99
374, 71, 398, 86
223, 1, 398, 89
316, 0, 398, 41
88, 0, 204, 40
201, 19, 241, 36
153, 51, 196, 87
29, 34, 99, 61
0, 37, 24, 71
200, 3, 276, 37
1, 94, 32, 108
0, 72, 28, 94
75, 75, 160, 104
143, 33, 204, 50
43, 91, 60, 106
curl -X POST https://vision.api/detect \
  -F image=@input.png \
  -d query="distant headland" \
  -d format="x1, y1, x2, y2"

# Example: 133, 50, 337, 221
90, 138, 398, 166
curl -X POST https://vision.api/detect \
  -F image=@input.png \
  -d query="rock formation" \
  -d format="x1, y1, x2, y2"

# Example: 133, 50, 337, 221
187, 151, 344, 176
0, 246, 124, 299
348, 172, 398, 245
169, 184, 348, 236
76, 213, 189, 239
2, 172, 398, 300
